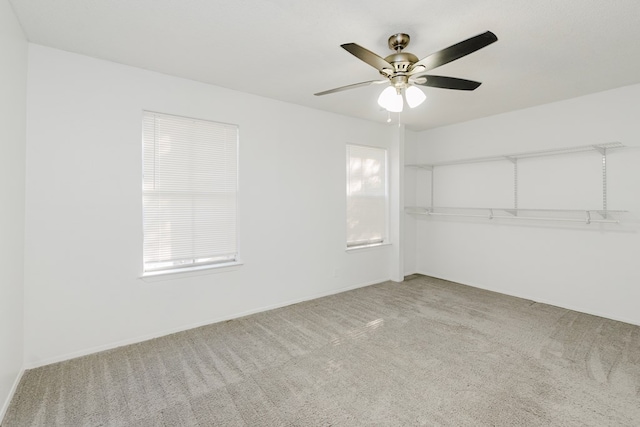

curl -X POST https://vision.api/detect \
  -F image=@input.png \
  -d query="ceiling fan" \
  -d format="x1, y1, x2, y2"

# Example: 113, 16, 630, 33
314, 31, 498, 112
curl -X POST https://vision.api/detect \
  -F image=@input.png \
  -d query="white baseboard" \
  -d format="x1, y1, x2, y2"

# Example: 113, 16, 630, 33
415, 269, 640, 327
1, 367, 25, 425
24, 276, 390, 369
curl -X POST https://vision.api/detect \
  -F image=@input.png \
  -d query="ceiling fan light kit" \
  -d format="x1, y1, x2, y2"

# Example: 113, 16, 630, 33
377, 85, 426, 112
315, 31, 498, 115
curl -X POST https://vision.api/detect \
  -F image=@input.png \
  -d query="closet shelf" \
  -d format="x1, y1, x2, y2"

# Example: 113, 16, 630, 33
405, 206, 626, 225
405, 142, 624, 169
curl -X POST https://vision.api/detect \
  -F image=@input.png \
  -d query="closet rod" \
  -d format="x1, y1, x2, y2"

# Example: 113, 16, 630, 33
420, 211, 619, 224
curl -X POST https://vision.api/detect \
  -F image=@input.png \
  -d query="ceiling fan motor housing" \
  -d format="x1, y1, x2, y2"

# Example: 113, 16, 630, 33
384, 52, 419, 73
381, 33, 419, 87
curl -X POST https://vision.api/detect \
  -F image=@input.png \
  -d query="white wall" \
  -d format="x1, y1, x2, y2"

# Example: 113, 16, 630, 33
0, 0, 27, 418
411, 84, 640, 325
24, 45, 398, 367
403, 129, 418, 275
388, 124, 405, 281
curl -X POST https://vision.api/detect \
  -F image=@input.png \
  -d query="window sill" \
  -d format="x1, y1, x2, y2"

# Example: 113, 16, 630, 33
345, 242, 391, 253
140, 261, 243, 282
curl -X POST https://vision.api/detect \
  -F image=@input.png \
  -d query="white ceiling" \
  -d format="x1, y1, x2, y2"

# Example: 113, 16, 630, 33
9, 0, 640, 131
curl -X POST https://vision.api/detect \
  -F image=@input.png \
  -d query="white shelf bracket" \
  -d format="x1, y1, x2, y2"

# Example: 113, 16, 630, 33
594, 147, 608, 218
506, 157, 519, 211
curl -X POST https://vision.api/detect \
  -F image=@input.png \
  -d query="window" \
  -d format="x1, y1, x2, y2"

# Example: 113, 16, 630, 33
142, 111, 239, 274
346, 144, 388, 249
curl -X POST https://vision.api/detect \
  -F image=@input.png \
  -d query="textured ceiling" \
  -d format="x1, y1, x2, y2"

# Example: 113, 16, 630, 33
9, 0, 640, 131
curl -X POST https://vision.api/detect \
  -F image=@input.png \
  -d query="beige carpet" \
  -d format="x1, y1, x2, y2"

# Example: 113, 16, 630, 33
4, 275, 640, 426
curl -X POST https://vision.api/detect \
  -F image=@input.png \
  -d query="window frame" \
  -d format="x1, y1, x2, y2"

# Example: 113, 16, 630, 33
141, 111, 241, 277
345, 143, 390, 251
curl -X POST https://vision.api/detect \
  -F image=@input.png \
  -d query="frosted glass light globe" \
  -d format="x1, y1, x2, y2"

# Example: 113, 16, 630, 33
377, 86, 403, 112
405, 85, 426, 108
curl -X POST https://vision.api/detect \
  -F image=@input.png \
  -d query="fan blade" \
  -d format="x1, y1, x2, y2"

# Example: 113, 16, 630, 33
413, 75, 482, 91
314, 80, 387, 96
409, 31, 497, 74
341, 43, 394, 74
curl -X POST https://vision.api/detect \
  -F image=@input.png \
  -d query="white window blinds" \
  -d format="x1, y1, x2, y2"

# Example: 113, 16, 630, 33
143, 111, 238, 273
346, 144, 388, 248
